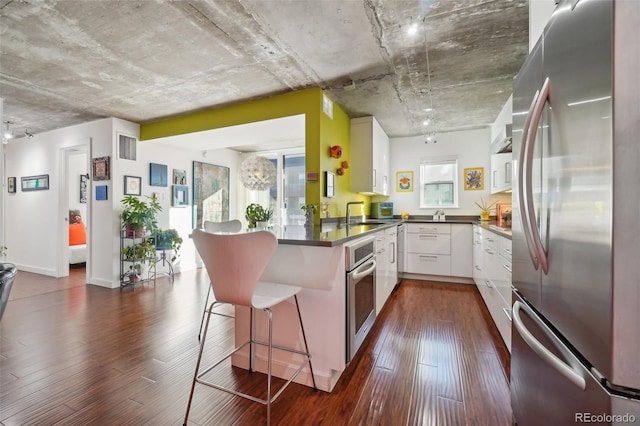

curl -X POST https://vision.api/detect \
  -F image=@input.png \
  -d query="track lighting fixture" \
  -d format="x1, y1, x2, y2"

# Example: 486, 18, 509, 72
24, 129, 34, 138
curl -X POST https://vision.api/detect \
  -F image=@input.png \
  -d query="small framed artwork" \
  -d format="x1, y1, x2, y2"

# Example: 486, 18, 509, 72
21, 174, 50, 191
396, 171, 413, 192
80, 174, 89, 203
96, 185, 108, 201
124, 175, 142, 196
173, 169, 187, 185
464, 167, 484, 190
150, 163, 168, 187
7, 177, 16, 193
117, 133, 137, 161
324, 171, 335, 198
92, 156, 110, 181
172, 185, 188, 207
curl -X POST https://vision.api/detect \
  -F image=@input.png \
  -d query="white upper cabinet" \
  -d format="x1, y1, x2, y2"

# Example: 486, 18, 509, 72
351, 116, 390, 195
490, 152, 513, 194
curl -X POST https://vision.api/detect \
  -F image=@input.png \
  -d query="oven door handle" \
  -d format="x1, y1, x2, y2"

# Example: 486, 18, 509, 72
352, 259, 376, 280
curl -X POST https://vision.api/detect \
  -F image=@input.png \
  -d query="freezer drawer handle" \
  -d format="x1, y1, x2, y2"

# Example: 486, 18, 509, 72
503, 264, 512, 274
512, 301, 586, 390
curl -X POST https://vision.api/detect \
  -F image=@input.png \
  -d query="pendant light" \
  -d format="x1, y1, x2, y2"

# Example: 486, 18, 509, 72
239, 155, 277, 191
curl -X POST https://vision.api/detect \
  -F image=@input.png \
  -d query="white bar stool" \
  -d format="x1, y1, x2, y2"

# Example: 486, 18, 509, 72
184, 229, 317, 426
197, 219, 243, 340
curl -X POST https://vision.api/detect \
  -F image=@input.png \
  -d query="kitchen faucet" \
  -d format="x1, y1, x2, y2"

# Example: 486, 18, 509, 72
345, 201, 365, 225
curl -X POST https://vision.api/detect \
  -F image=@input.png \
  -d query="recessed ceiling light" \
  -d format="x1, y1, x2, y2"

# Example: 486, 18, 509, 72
426, 135, 433, 141
407, 23, 418, 35
424, 108, 433, 112
422, 120, 430, 126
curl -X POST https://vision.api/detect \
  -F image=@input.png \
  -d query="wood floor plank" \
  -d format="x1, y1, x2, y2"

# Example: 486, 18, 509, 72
0, 273, 511, 425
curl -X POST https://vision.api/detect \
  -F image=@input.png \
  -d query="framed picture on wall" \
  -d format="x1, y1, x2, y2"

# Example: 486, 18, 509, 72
150, 163, 168, 187
464, 167, 484, 190
324, 171, 335, 198
172, 185, 188, 207
396, 171, 413, 192
124, 175, 142, 196
21, 174, 49, 191
117, 133, 137, 161
80, 174, 89, 203
92, 156, 110, 181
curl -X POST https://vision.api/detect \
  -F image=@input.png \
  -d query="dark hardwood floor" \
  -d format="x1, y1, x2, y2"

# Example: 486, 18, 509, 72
0, 269, 511, 425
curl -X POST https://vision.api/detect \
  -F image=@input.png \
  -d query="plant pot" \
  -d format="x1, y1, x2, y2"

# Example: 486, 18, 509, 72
125, 224, 145, 238
305, 212, 314, 227
479, 211, 491, 221
256, 221, 269, 229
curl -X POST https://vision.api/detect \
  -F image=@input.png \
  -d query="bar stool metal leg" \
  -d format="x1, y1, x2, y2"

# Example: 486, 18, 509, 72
294, 295, 317, 390
197, 287, 211, 341
266, 308, 273, 426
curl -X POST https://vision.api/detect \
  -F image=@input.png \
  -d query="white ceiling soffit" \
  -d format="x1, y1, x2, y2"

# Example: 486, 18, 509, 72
147, 114, 305, 153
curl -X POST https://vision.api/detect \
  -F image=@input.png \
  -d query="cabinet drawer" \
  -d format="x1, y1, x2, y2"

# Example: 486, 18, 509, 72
407, 223, 451, 234
406, 253, 451, 276
407, 233, 451, 255
476, 279, 511, 349
483, 232, 498, 252
499, 237, 512, 262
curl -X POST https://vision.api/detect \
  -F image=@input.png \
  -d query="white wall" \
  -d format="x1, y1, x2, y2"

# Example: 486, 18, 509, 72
3, 118, 112, 280
134, 142, 240, 274
388, 128, 510, 216
530, 0, 557, 50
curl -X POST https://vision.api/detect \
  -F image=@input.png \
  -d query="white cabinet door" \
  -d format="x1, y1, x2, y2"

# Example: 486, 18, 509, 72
491, 152, 513, 194
351, 116, 390, 195
450, 224, 472, 278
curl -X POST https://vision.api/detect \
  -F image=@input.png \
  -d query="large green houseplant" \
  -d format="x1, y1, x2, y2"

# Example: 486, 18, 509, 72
121, 195, 162, 237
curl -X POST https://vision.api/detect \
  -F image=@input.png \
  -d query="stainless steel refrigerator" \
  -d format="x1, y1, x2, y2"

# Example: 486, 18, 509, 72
511, 0, 640, 424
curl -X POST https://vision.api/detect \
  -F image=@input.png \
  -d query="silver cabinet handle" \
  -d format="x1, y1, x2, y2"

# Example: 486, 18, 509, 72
503, 264, 512, 273
486, 237, 494, 242
484, 280, 493, 288
390, 242, 395, 263
419, 234, 438, 240
505, 161, 512, 184
419, 255, 438, 261
503, 248, 512, 255
475, 265, 481, 270
512, 301, 586, 390
419, 227, 438, 233
484, 248, 495, 255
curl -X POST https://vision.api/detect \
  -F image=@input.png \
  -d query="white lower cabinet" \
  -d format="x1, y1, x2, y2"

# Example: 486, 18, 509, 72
374, 226, 398, 314
405, 223, 472, 278
473, 225, 512, 350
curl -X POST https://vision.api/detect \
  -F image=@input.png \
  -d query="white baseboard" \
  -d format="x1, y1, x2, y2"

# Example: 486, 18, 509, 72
13, 263, 57, 277
87, 277, 118, 288
400, 273, 474, 285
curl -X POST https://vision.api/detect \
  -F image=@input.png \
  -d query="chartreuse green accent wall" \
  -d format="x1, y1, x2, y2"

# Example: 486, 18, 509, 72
140, 87, 368, 224
319, 96, 368, 220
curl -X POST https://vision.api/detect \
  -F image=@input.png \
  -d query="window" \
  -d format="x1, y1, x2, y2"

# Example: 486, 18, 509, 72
420, 158, 459, 208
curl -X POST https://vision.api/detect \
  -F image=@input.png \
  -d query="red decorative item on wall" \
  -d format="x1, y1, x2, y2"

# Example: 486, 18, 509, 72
341, 160, 350, 169
329, 145, 343, 158
336, 167, 345, 176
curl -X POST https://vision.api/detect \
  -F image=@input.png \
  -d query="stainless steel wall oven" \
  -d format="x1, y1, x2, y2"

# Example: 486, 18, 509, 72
345, 235, 377, 363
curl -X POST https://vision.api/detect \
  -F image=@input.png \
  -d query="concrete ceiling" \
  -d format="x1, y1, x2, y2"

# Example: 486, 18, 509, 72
0, 0, 528, 142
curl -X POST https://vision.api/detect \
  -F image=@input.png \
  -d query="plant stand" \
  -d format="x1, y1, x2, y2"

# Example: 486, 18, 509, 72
150, 248, 174, 284
119, 229, 157, 290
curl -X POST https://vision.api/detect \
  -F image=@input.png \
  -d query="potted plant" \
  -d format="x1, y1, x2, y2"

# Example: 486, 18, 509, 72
301, 204, 317, 227
245, 203, 273, 228
121, 238, 155, 282
474, 198, 497, 221
155, 229, 183, 262
121, 195, 162, 237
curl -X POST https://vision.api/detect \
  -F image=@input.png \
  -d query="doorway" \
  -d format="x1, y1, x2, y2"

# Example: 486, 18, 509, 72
59, 143, 90, 280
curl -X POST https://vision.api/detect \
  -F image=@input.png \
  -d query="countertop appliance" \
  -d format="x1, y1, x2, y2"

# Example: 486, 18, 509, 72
370, 202, 393, 219
511, 0, 640, 424
344, 235, 376, 363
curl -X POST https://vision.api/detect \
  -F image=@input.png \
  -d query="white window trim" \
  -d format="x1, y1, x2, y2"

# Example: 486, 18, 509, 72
419, 157, 459, 209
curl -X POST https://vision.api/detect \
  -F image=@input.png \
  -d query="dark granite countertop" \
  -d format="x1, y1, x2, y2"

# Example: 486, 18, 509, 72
276, 216, 511, 247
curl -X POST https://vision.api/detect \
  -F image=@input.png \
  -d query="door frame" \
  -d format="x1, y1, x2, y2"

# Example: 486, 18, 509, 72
58, 141, 91, 279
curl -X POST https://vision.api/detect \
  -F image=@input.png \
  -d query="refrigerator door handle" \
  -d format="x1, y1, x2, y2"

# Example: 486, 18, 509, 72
524, 77, 551, 274
518, 88, 540, 270
513, 301, 586, 390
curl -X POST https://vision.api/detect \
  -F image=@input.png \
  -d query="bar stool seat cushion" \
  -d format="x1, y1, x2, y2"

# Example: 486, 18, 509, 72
252, 281, 302, 310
